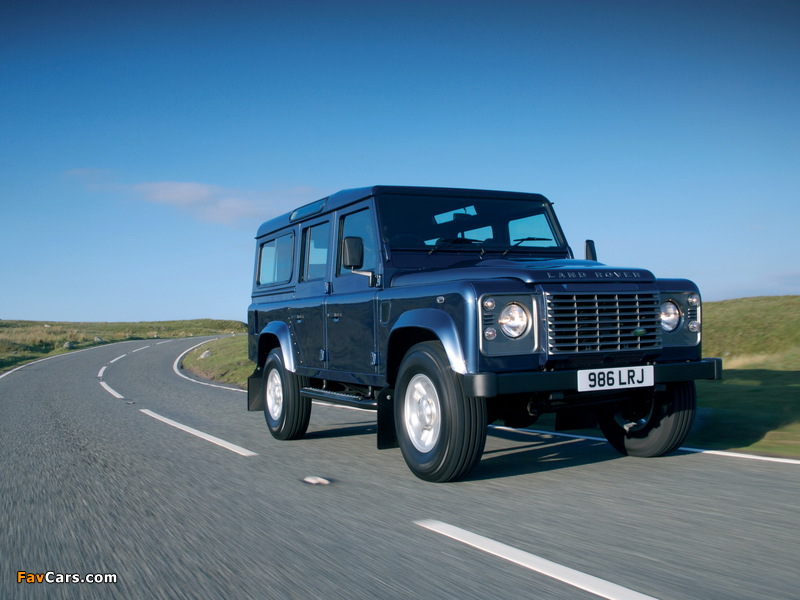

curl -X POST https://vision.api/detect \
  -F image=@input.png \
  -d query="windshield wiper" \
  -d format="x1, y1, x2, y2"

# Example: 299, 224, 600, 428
502, 237, 552, 255
428, 238, 483, 255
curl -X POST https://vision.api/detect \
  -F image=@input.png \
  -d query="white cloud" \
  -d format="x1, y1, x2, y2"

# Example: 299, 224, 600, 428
134, 181, 217, 206
68, 169, 322, 228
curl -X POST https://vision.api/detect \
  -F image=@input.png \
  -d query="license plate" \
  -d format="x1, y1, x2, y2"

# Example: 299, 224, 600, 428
577, 365, 654, 392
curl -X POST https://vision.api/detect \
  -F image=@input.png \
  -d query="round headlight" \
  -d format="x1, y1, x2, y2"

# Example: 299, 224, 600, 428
687, 292, 701, 307
660, 301, 681, 332
498, 303, 529, 338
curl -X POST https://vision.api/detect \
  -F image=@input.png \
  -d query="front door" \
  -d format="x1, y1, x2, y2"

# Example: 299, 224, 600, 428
325, 206, 379, 380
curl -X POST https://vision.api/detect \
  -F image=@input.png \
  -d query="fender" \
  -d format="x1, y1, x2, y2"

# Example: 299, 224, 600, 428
259, 321, 296, 372
248, 320, 296, 412
391, 308, 467, 374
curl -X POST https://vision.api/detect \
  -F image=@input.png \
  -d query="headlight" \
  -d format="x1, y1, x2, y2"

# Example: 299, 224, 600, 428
660, 301, 681, 332
498, 303, 529, 338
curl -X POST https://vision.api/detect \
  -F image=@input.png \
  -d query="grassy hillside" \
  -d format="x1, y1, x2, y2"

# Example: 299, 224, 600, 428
688, 296, 799, 456
701, 295, 800, 369
182, 334, 251, 388
0, 319, 246, 372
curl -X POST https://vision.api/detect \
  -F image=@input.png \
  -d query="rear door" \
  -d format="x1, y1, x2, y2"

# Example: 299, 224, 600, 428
290, 218, 331, 373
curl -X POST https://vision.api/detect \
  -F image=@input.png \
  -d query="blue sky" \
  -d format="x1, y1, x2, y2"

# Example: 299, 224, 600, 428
2, 0, 798, 322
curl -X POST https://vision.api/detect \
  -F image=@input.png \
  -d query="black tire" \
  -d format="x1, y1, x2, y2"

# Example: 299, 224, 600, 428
598, 381, 696, 457
394, 342, 487, 482
262, 348, 311, 440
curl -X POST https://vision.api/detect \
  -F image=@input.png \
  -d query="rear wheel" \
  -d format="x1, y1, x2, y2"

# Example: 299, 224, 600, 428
263, 348, 311, 440
598, 381, 696, 457
394, 342, 487, 482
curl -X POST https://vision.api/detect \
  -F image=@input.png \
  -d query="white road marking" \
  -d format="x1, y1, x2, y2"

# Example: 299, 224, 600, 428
132, 345, 150, 353
109, 354, 127, 364
139, 409, 257, 457
416, 520, 659, 600
172, 339, 247, 393
97, 365, 107, 378
680, 447, 800, 465
100, 381, 124, 399
491, 426, 800, 466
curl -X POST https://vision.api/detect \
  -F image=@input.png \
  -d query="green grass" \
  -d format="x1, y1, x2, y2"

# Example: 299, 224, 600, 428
685, 296, 800, 457
181, 335, 252, 388
0, 319, 246, 373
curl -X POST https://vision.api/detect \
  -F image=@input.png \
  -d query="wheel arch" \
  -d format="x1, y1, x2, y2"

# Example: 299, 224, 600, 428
247, 321, 296, 412
257, 321, 296, 372
387, 309, 467, 386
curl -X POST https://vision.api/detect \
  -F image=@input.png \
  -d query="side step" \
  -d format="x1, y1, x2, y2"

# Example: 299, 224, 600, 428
301, 387, 378, 410
301, 386, 398, 450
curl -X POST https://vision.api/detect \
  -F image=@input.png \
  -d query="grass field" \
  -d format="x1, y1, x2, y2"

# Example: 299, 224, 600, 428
0, 319, 246, 373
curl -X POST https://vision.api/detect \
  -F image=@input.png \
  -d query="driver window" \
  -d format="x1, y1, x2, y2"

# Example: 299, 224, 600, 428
338, 208, 378, 276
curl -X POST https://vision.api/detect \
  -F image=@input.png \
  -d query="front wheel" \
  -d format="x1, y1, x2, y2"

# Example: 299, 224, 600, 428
394, 342, 487, 482
262, 349, 311, 440
598, 381, 696, 457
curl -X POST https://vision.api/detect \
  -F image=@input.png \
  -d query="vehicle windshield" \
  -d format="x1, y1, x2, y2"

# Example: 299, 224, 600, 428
377, 195, 565, 253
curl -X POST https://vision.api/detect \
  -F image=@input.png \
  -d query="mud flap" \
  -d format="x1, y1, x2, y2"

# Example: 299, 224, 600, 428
376, 388, 398, 450
247, 368, 264, 411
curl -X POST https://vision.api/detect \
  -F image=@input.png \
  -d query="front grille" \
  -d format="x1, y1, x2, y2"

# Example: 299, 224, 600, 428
545, 292, 662, 354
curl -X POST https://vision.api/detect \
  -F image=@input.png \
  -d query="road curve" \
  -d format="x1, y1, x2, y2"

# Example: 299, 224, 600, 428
2, 337, 798, 600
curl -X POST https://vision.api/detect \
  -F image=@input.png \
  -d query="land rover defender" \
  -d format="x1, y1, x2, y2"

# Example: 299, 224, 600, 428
247, 186, 722, 482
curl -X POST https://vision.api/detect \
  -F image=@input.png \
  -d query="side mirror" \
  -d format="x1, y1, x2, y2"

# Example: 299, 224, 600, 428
585, 239, 597, 261
342, 236, 364, 269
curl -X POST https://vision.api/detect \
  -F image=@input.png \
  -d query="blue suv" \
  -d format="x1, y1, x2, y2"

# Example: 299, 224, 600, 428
247, 186, 721, 481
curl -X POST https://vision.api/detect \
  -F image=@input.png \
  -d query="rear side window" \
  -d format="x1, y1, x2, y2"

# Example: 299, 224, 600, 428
301, 222, 330, 281
258, 233, 294, 285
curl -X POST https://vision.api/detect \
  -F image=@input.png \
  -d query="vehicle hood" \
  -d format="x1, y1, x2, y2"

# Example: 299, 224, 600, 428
390, 258, 656, 286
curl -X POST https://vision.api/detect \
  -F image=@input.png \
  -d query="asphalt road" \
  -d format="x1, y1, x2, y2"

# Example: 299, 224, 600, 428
2, 337, 798, 600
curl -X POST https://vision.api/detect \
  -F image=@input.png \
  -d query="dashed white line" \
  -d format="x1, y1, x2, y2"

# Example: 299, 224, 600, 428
139, 409, 257, 456
416, 520, 659, 600
97, 365, 107, 379
109, 354, 127, 364
99, 381, 124, 399
132, 345, 150, 353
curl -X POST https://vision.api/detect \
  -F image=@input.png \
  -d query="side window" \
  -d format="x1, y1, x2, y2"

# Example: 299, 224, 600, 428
301, 222, 330, 281
337, 208, 378, 276
258, 232, 294, 285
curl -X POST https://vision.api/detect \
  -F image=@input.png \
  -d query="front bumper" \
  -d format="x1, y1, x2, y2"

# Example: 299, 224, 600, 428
463, 357, 723, 398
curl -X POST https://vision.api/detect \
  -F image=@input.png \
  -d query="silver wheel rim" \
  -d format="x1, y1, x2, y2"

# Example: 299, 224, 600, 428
404, 373, 441, 453
266, 368, 283, 421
